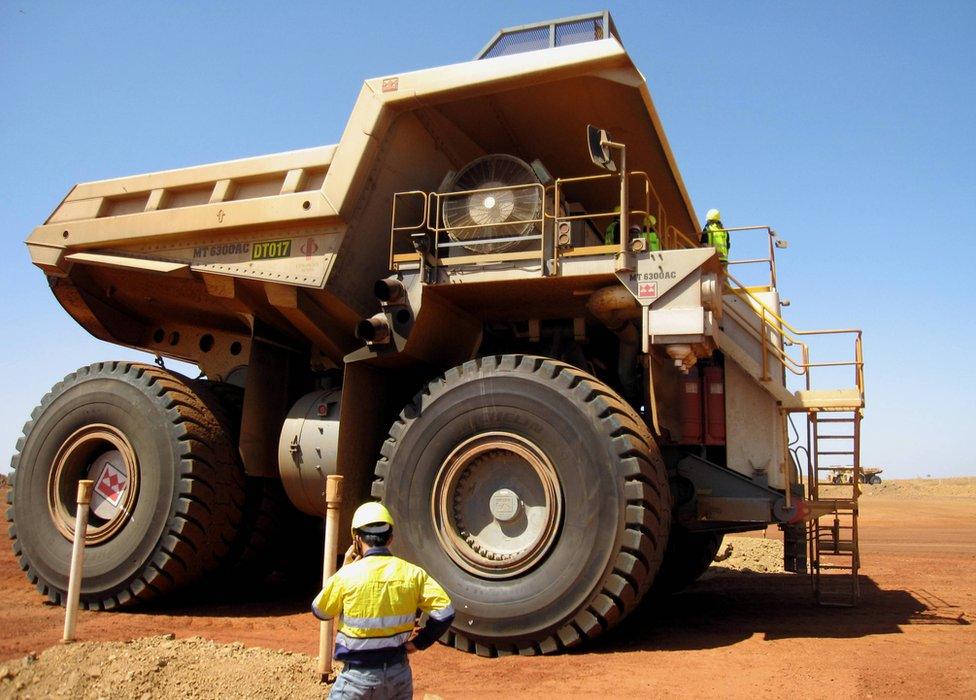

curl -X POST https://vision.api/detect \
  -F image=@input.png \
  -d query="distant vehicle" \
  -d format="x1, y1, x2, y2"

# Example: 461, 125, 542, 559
830, 467, 883, 485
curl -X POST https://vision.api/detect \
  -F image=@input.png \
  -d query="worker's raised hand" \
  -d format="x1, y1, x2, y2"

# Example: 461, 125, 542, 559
342, 543, 361, 566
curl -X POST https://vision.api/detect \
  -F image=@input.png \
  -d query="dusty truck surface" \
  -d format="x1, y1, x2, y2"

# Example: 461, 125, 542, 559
10, 12, 865, 655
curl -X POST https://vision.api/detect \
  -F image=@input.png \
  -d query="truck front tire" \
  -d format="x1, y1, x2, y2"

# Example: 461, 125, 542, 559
372, 355, 670, 655
7, 362, 244, 608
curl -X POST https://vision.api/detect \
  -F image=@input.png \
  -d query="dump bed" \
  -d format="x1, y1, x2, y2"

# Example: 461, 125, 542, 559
27, 34, 701, 379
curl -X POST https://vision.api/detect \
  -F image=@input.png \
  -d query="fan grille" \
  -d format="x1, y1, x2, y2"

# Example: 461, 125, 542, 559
442, 155, 542, 254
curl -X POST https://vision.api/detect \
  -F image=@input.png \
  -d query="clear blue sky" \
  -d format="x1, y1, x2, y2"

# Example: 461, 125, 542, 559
1, 1, 973, 478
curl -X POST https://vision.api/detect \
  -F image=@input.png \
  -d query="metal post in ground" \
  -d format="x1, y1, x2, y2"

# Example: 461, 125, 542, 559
62, 479, 93, 643
318, 475, 343, 683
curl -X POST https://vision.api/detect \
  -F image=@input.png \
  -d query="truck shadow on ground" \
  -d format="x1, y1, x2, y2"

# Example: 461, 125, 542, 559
128, 570, 323, 619
585, 571, 969, 654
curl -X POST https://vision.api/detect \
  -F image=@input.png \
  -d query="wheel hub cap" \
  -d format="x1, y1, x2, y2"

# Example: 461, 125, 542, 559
432, 432, 562, 578
488, 488, 521, 522
48, 424, 139, 544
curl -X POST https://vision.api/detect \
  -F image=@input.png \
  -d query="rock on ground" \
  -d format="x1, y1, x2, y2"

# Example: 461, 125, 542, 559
705, 535, 784, 576
0, 636, 328, 700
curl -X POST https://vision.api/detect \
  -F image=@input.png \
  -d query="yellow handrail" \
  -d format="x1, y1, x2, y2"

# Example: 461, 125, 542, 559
724, 271, 864, 399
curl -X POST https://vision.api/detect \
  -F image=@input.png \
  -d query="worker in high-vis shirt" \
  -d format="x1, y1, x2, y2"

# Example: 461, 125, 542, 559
643, 214, 661, 252
605, 205, 645, 247
604, 205, 622, 245
312, 502, 454, 700
700, 208, 730, 263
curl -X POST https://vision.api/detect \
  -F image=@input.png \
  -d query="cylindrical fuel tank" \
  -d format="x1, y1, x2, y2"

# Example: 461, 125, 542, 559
679, 367, 703, 444
277, 389, 341, 515
703, 365, 726, 445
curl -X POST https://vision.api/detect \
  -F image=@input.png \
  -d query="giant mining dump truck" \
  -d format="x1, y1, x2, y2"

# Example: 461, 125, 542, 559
10, 12, 866, 655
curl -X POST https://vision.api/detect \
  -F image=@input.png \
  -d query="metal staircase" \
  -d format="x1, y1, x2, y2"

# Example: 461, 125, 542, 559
708, 225, 864, 606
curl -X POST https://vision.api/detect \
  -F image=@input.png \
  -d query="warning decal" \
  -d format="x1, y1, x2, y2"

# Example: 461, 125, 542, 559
95, 461, 127, 508
638, 281, 658, 298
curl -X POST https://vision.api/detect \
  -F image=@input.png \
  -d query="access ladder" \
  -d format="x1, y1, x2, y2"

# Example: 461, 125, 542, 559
717, 239, 865, 607
805, 409, 862, 605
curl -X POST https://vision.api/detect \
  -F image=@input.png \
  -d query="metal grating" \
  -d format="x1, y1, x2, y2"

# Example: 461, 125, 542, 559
554, 18, 605, 47
482, 27, 550, 59
477, 11, 619, 60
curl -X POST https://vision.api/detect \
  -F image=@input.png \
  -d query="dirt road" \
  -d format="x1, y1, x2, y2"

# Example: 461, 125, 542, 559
2, 483, 974, 698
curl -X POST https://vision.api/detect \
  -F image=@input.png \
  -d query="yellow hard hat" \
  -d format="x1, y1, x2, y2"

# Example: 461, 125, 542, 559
644, 214, 657, 227
351, 501, 394, 535
706, 208, 721, 222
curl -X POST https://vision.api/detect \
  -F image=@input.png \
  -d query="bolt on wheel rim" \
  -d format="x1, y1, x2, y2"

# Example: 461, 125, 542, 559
431, 432, 562, 578
47, 424, 139, 545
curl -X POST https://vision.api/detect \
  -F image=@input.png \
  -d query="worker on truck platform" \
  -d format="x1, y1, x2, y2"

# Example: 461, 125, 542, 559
312, 502, 455, 700
606, 207, 661, 251
643, 214, 661, 251
701, 208, 730, 263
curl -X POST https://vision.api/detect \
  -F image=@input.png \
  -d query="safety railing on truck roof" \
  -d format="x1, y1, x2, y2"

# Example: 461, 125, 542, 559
476, 11, 620, 60
389, 171, 661, 272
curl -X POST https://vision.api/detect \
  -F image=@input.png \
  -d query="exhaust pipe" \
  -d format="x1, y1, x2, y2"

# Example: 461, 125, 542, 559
586, 286, 640, 395
374, 278, 406, 304
356, 313, 391, 344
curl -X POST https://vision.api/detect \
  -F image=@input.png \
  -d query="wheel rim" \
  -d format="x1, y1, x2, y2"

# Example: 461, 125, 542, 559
431, 432, 562, 579
47, 424, 140, 545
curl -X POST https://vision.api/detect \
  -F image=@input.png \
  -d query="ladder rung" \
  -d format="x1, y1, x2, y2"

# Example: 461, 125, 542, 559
816, 435, 855, 440
816, 564, 855, 570
817, 451, 855, 456
814, 417, 856, 422
817, 541, 856, 550
816, 525, 855, 530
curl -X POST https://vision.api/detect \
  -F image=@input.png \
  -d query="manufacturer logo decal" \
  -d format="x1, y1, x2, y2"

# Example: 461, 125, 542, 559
638, 282, 658, 298
95, 462, 127, 508
300, 238, 319, 259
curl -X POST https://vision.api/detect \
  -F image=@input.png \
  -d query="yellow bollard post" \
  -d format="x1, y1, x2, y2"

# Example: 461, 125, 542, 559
318, 475, 343, 683
62, 479, 93, 643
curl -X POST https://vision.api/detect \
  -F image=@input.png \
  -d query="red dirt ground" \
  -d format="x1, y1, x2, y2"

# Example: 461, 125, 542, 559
2, 485, 974, 698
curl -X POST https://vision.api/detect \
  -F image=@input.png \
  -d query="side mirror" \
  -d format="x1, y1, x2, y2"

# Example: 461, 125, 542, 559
587, 125, 617, 172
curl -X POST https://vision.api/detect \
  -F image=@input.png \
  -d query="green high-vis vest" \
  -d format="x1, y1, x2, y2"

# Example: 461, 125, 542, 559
704, 221, 730, 262
645, 226, 661, 252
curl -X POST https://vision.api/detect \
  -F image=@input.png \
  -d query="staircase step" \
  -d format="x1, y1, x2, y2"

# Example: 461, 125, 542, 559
794, 388, 863, 411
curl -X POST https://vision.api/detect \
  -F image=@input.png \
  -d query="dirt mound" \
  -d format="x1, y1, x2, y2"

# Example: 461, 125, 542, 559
705, 535, 783, 576
859, 477, 976, 499
0, 635, 327, 699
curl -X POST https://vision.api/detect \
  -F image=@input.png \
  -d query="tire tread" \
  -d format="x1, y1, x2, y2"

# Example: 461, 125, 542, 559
371, 354, 670, 655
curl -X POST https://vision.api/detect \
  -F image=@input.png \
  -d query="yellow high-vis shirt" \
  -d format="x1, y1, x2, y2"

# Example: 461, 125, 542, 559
312, 549, 454, 660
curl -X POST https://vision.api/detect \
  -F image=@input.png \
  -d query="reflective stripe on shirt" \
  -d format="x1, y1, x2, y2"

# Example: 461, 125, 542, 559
340, 612, 416, 629
336, 630, 412, 651
429, 604, 455, 621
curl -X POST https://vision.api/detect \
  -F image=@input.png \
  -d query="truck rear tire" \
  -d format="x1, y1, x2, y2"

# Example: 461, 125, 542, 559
651, 527, 724, 595
372, 355, 670, 655
6, 362, 244, 608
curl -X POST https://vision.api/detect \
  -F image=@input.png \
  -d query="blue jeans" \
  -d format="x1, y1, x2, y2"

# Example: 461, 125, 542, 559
329, 661, 413, 700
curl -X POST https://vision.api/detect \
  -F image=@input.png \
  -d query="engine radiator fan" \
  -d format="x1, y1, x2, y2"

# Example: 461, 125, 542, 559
441, 154, 543, 254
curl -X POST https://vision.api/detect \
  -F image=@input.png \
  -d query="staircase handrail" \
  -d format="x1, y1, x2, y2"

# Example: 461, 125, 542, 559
724, 271, 864, 398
